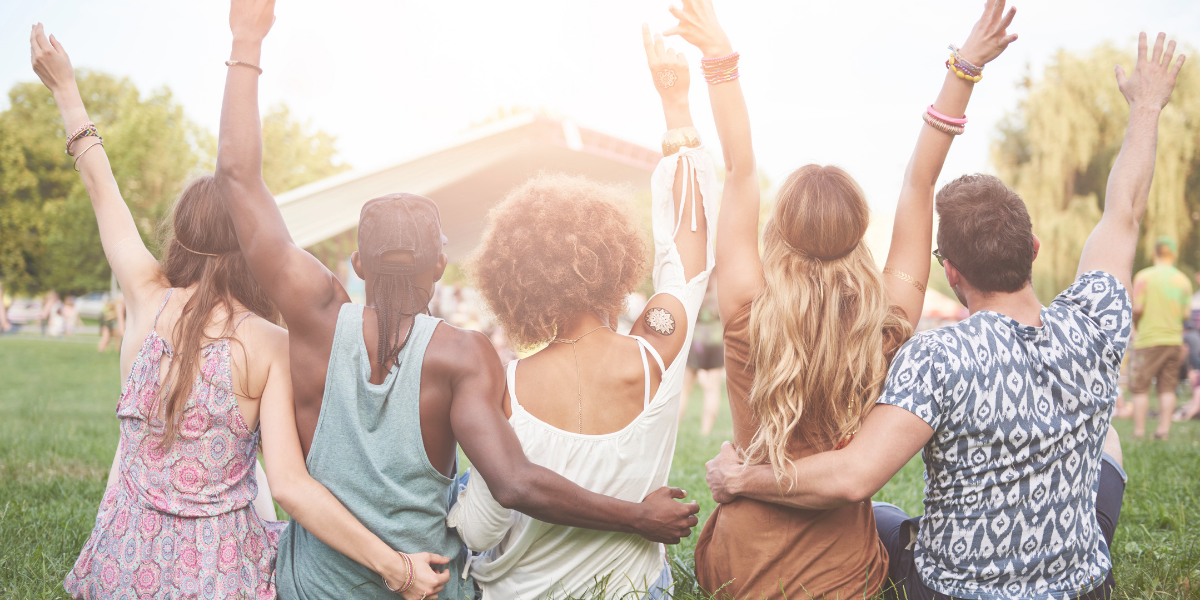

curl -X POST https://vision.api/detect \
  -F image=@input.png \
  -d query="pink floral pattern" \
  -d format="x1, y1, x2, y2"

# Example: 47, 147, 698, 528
64, 293, 285, 600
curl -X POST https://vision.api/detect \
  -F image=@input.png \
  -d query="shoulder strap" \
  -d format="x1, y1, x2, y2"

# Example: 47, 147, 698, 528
506, 359, 523, 411
637, 343, 652, 409
627, 335, 666, 374
233, 312, 255, 332
152, 288, 174, 330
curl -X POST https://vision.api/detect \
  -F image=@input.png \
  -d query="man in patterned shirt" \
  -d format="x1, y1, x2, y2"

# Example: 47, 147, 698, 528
704, 32, 1186, 600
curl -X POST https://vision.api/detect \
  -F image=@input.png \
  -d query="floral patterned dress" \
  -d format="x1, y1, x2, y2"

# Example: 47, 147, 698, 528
64, 289, 286, 599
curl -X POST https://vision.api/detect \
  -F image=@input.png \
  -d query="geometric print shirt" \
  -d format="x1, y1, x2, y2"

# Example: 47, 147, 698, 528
878, 271, 1131, 600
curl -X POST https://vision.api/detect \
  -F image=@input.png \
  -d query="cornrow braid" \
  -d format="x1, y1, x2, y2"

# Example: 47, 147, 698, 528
372, 273, 431, 366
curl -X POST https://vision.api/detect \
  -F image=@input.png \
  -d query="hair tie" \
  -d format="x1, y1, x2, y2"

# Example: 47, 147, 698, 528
175, 239, 222, 257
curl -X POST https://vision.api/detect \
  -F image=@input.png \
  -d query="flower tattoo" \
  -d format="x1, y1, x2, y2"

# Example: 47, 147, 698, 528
644, 307, 676, 335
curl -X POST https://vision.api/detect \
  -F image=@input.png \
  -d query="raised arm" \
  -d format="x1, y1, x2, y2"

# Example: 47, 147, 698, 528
445, 331, 700, 544
1078, 33, 1186, 293
885, 0, 1018, 326
665, 0, 759, 321
215, 0, 347, 335
29, 25, 162, 313
258, 329, 449, 600
629, 26, 714, 367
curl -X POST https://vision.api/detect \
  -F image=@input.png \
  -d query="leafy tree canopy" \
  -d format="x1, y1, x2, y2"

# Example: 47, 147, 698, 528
0, 73, 347, 297
993, 42, 1200, 301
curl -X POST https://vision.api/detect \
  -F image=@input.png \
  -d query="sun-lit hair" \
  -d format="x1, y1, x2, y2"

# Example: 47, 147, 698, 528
157, 174, 280, 449
746, 165, 913, 485
467, 172, 648, 349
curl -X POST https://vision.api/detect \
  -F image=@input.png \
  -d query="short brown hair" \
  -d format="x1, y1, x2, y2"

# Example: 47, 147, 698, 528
935, 174, 1034, 293
467, 173, 648, 349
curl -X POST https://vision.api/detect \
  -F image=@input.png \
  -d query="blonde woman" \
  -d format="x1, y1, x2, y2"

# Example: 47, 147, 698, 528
664, 0, 1017, 597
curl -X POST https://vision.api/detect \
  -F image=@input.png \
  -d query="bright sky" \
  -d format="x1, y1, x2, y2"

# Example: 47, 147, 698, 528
3, 0, 1197, 213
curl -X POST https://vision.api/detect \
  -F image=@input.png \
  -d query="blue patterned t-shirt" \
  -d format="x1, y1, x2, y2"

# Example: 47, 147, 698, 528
878, 271, 1131, 600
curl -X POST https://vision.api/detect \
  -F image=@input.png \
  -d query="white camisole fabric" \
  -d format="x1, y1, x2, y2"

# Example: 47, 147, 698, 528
446, 145, 717, 600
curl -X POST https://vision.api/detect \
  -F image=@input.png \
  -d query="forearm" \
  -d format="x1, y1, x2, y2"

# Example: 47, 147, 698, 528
662, 97, 694, 130
1104, 106, 1162, 223
501, 465, 646, 534
704, 51, 755, 180
215, 37, 280, 237
278, 477, 401, 576
904, 71, 973, 192
732, 454, 865, 510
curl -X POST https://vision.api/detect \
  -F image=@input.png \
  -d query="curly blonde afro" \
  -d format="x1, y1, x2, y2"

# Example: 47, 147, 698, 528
467, 172, 649, 349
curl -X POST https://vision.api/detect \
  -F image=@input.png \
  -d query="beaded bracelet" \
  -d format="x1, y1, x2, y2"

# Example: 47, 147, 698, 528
65, 122, 102, 156
225, 59, 263, 75
946, 45, 983, 82
701, 52, 740, 85
922, 111, 964, 136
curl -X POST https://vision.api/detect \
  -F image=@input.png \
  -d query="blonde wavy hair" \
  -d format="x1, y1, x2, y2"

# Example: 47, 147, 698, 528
746, 165, 913, 485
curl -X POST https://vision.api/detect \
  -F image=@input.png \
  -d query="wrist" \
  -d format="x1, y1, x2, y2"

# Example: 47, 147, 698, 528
661, 98, 694, 129
230, 37, 264, 61
700, 36, 734, 59
1129, 104, 1163, 118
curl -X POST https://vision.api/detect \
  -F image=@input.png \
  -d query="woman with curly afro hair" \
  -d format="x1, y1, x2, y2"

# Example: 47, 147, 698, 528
446, 28, 715, 600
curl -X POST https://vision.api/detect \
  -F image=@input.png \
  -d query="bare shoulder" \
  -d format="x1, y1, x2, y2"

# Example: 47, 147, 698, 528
425, 321, 503, 379
238, 315, 289, 361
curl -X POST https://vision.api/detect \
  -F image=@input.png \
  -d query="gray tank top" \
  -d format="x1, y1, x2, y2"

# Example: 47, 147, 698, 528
275, 304, 470, 599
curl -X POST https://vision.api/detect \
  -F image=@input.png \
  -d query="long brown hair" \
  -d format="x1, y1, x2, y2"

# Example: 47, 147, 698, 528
746, 165, 913, 485
157, 174, 279, 448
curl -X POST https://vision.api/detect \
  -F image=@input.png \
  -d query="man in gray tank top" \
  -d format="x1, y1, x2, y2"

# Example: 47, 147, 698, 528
216, 2, 701, 598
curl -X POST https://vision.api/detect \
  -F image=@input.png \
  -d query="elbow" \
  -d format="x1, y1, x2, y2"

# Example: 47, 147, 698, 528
267, 477, 300, 517
836, 471, 877, 506
487, 478, 524, 511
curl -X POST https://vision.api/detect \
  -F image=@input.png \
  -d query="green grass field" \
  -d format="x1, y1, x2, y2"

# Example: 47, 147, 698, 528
1, 337, 1197, 599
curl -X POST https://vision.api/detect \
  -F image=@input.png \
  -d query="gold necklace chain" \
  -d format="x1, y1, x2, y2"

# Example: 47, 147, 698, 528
550, 325, 610, 433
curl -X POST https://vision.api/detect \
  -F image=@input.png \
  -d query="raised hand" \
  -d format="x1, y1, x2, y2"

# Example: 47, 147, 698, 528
642, 24, 690, 104
637, 486, 700, 544
957, 0, 1018, 66
230, 0, 276, 42
1117, 33, 1186, 111
664, 0, 731, 58
29, 23, 75, 95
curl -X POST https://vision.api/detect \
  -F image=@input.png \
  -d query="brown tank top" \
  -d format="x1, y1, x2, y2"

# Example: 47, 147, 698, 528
694, 303, 889, 599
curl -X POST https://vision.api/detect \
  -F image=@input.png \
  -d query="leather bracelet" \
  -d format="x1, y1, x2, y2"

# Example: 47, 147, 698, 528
662, 126, 702, 157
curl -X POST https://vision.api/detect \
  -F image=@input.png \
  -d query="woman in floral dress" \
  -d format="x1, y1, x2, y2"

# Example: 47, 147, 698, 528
30, 22, 434, 600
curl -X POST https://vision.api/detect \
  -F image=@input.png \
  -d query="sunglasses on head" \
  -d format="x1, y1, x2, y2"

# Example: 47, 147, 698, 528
933, 249, 948, 267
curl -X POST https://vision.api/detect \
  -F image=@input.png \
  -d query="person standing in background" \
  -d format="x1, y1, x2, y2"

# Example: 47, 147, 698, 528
40, 290, 60, 336
1175, 271, 1200, 422
679, 280, 725, 435
0, 281, 13, 334
97, 292, 125, 352
1130, 236, 1191, 439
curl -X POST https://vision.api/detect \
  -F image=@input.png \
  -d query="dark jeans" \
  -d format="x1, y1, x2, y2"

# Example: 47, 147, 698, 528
873, 454, 1127, 600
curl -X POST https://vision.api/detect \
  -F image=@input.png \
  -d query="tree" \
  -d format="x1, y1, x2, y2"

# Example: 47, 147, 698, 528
0, 75, 349, 297
993, 43, 1200, 301
261, 104, 350, 195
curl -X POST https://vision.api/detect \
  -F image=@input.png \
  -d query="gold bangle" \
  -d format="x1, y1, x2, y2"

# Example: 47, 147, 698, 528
225, 59, 263, 75
73, 140, 104, 172
883, 267, 926, 293
662, 126, 701, 157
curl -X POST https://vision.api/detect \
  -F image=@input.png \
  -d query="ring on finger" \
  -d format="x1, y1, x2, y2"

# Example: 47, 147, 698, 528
656, 69, 678, 88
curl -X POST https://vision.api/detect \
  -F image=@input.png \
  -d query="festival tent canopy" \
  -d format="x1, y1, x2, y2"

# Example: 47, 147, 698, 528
275, 113, 662, 262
